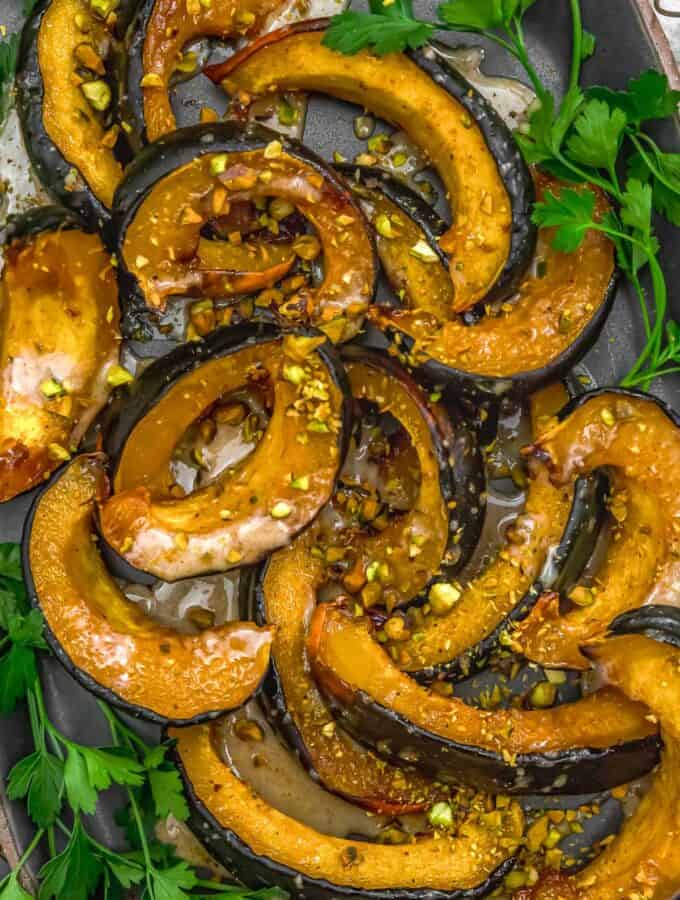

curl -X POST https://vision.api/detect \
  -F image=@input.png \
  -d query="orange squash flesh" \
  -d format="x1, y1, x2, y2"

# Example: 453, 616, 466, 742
259, 356, 454, 813
308, 604, 656, 759
172, 722, 525, 892
121, 150, 374, 342
38, 0, 123, 207
100, 336, 345, 581
370, 174, 615, 379
28, 455, 273, 723
207, 23, 513, 311
517, 476, 665, 669
531, 392, 680, 611
0, 227, 119, 502
517, 634, 680, 900
140, 0, 286, 142
196, 238, 295, 295
386, 385, 573, 671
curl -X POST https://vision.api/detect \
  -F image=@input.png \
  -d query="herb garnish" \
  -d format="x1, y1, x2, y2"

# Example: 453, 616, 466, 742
0, 33, 19, 132
325, 0, 680, 388
0, 543, 286, 900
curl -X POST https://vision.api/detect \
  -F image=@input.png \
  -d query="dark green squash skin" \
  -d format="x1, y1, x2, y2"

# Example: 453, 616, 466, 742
607, 605, 680, 649
15, 0, 132, 231
246, 347, 485, 793
413, 471, 609, 684
317, 676, 660, 796
170, 738, 516, 900
348, 166, 618, 397
110, 120, 377, 340
119, 0, 155, 150
87, 321, 353, 585
2, 205, 88, 244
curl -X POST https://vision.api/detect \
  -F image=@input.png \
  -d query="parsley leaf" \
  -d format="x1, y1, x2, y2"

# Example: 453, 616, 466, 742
437, 0, 506, 30
0, 35, 19, 131
0, 873, 33, 900
323, 11, 433, 55
516, 88, 584, 165
94, 847, 145, 891
148, 768, 189, 822
587, 70, 680, 124
0, 644, 38, 714
628, 149, 680, 227
39, 820, 104, 900
565, 99, 627, 170
531, 187, 598, 252
0, 544, 22, 581
149, 862, 198, 900
581, 30, 596, 60
7, 750, 64, 828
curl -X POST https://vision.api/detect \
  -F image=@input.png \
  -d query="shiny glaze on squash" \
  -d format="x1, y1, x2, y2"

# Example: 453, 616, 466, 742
135, 0, 286, 142
37, 0, 123, 207
308, 603, 658, 793
370, 173, 615, 382
172, 721, 525, 895
100, 334, 347, 581
0, 224, 119, 502
120, 149, 374, 342
26, 455, 273, 723
206, 21, 520, 312
517, 628, 680, 899
256, 352, 464, 813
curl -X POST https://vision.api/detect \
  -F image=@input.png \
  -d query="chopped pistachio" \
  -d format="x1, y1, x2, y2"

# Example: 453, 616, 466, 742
367, 132, 390, 154
226, 549, 243, 564
392, 150, 408, 167
106, 365, 134, 388
81, 80, 112, 112
307, 420, 329, 434
89, 0, 118, 16
263, 139, 283, 159
375, 213, 394, 239
366, 560, 380, 582
428, 581, 461, 615
600, 407, 616, 427
140, 72, 163, 88
40, 378, 66, 399
569, 585, 595, 607
409, 239, 438, 263
427, 802, 454, 829
504, 871, 527, 890
321, 721, 335, 738
269, 197, 295, 221
529, 681, 558, 709
292, 234, 321, 261
209, 153, 229, 176
175, 51, 198, 73
277, 101, 298, 126
283, 363, 307, 385
219, 509, 234, 520
270, 501, 292, 519
290, 475, 310, 491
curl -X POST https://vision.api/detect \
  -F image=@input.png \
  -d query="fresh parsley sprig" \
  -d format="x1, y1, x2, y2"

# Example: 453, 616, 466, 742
324, 0, 680, 390
0, 543, 286, 900
0, 33, 19, 132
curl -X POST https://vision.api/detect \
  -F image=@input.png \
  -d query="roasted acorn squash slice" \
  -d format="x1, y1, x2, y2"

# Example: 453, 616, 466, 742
124, 0, 287, 143
307, 603, 659, 794
98, 324, 350, 582
113, 122, 376, 341
205, 19, 536, 313
517, 607, 680, 899
23, 454, 274, 724
383, 385, 606, 680
0, 209, 120, 503
252, 348, 484, 813
363, 170, 616, 396
172, 720, 525, 899
16, 0, 127, 224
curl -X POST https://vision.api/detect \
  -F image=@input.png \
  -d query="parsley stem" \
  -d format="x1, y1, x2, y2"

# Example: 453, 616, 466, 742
506, 18, 547, 102
97, 700, 149, 754
2, 826, 46, 885
629, 131, 678, 195
568, 0, 583, 94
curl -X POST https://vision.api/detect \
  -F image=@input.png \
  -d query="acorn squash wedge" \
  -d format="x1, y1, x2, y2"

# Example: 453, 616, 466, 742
124, 0, 287, 143
516, 606, 680, 900
16, 0, 129, 226
97, 323, 351, 582
22, 454, 274, 724
384, 385, 606, 681
205, 19, 536, 314
307, 603, 659, 794
0, 209, 120, 503
527, 388, 680, 617
112, 122, 376, 341
362, 169, 616, 396
251, 348, 484, 813
172, 719, 525, 900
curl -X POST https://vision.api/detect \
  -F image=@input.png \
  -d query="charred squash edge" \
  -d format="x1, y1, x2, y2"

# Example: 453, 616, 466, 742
20, 455, 273, 725
205, 18, 536, 316
15, 0, 130, 231
608, 604, 680, 649
412, 470, 609, 683
340, 165, 618, 397
88, 320, 352, 584
308, 604, 660, 795
169, 730, 517, 900
109, 120, 377, 340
